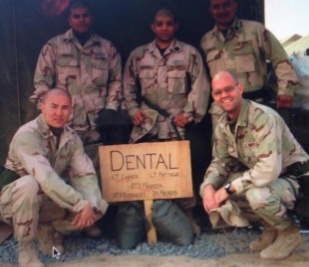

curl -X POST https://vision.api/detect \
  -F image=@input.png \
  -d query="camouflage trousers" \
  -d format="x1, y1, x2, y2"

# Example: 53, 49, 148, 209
0, 175, 104, 242
209, 172, 299, 230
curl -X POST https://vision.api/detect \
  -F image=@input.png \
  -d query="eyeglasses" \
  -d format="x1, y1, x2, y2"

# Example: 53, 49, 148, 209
212, 84, 238, 97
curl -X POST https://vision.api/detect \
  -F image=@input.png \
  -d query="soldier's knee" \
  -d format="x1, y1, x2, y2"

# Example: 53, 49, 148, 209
14, 175, 40, 201
245, 187, 275, 210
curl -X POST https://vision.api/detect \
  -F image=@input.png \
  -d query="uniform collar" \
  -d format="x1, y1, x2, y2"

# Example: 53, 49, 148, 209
145, 39, 182, 54
62, 29, 101, 46
212, 17, 241, 38
37, 114, 76, 143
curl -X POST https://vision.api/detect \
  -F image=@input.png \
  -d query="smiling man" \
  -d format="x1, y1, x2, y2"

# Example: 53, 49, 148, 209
200, 71, 309, 260
201, 0, 298, 130
0, 88, 108, 267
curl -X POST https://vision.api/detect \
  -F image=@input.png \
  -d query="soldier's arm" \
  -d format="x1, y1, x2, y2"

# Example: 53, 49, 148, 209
259, 28, 298, 108
183, 49, 210, 123
11, 131, 89, 213
68, 136, 106, 210
122, 51, 141, 118
105, 43, 122, 111
199, 124, 240, 196
31, 42, 56, 105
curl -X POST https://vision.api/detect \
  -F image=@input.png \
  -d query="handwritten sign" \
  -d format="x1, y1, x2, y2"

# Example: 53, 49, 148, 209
99, 141, 193, 202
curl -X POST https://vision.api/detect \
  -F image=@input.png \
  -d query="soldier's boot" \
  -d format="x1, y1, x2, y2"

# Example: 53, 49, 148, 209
249, 223, 278, 252
84, 224, 102, 238
260, 224, 302, 260
18, 240, 44, 267
37, 223, 64, 256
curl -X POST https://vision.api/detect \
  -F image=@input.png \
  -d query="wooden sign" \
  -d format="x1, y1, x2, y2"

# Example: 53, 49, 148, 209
99, 141, 193, 202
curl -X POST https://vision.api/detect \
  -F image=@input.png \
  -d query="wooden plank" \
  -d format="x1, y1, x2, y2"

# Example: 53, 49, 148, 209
144, 199, 157, 244
99, 141, 193, 203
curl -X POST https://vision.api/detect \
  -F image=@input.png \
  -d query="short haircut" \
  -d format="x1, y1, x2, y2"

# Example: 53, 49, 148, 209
68, 0, 92, 14
42, 88, 72, 104
153, 8, 176, 23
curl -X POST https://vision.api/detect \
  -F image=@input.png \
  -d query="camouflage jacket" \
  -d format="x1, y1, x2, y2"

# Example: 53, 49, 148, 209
200, 17, 298, 96
123, 39, 210, 142
4, 114, 107, 213
31, 29, 122, 139
200, 100, 309, 195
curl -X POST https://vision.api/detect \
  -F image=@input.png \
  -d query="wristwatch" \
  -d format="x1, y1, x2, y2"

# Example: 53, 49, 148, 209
224, 182, 233, 195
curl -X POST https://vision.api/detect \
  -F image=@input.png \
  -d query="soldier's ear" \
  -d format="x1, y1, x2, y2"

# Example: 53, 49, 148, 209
150, 23, 155, 33
237, 83, 244, 94
175, 23, 179, 32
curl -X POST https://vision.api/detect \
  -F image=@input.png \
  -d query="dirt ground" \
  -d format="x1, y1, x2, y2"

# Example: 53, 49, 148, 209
2, 250, 309, 267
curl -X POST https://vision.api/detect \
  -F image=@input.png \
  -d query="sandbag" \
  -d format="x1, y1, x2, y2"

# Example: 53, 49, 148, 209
152, 200, 194, 246
115, 201, 146, 249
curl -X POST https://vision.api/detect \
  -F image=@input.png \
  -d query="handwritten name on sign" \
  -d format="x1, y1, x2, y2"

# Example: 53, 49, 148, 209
99, 141, 193, 202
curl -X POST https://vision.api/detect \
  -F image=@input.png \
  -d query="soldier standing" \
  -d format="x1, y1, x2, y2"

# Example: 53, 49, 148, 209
120, 8, 210, 248
31, 0, 122, 168
200, 0, 298, 129
201, 71, 309, 260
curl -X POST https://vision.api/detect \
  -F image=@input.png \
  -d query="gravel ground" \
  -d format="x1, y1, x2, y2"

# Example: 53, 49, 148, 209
1, 226, 309, 266
1, 206, 309, 266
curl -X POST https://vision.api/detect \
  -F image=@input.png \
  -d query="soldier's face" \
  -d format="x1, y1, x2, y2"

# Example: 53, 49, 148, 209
40, 93, 72, 129
68, 7, 93, 33
151, 15, 178, 44
211, 74, 243, 117
209, 0, 238, 29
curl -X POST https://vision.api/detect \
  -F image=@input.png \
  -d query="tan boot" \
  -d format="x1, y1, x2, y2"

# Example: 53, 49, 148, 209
37, 223, 64, 256
249, 224, 278, 252
260, 224, 302, 260
18, 240, 44, 267
84, 224, 102, 238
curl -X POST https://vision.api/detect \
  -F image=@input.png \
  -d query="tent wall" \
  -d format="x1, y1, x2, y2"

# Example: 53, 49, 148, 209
0, 0, 263, 164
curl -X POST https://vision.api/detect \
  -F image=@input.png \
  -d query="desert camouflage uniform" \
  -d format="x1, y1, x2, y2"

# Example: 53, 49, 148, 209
200, 100, 309, 229
0, 114, 108, 242
200, 18, 298, 127
123, 39, 210, 143
31, 29, 122, 144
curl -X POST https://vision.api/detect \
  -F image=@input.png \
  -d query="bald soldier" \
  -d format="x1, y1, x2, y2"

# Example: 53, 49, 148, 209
0, 88, 108, 267
200, 71, 309, 260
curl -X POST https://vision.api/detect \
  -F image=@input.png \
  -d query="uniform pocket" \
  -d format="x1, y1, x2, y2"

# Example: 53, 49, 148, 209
232, 42, 255, 73
56, 55, 78, 85
167, 69, 186, 94
91, 58, 109, 86
139, 67, 155, 95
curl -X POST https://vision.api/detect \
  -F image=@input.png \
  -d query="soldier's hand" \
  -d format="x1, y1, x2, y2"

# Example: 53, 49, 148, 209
276, 95, 292, 109
173, 114, 188, 127
214, 187, 229, 206
71, 202, 96, 229
132, 109, 145, 126
202, 184, 219, 214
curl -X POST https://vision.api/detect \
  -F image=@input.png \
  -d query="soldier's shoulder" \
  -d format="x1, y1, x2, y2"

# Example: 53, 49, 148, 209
248, 101, 280, 124
240, 19, 265, 32
12, 120, 41, 145
201, 27, 215, 40
177, 41, 201, 55
129, 44, 149, 58
47, 31, 67, 44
